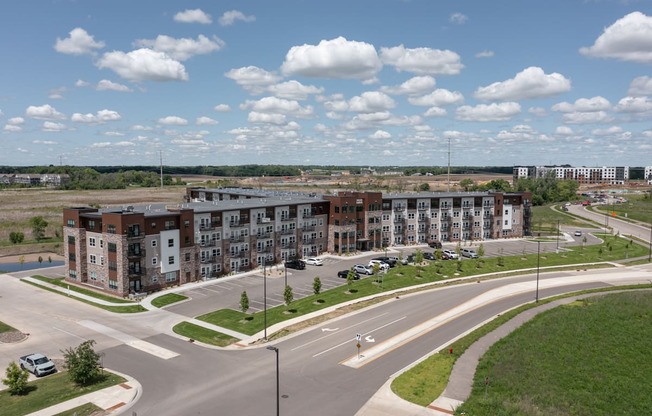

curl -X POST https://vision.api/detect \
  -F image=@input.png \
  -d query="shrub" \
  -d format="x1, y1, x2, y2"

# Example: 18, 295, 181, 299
2, 361, 29, 395
62, 340, 101, 386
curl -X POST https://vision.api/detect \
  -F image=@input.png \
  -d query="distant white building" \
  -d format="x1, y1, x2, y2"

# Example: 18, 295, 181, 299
513, 166, 629, 185
645, 166, 652, 185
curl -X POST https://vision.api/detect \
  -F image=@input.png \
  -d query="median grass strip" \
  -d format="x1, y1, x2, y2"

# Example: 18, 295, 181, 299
172, 321, 239, 346
0, 371, 125, 416
0, 320, 16, 333
54, 402, 103, 416
199, 234, 647, 337
21, 279, 147, 313
151, 293, 188, 308
28, 275, 134, 303
458, 291, 652, 415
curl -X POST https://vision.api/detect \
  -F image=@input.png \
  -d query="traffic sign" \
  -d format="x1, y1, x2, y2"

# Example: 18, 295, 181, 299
355, 333, 361, 341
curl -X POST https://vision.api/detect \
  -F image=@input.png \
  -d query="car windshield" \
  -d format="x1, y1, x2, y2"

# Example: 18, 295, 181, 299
34, 357, 49, 365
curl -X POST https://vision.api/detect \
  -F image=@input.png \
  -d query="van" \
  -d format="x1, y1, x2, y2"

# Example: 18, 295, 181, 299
461, 248, 478, 258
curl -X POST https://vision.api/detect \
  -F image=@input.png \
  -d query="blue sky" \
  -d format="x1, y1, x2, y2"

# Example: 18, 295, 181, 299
1, 0, 652, 167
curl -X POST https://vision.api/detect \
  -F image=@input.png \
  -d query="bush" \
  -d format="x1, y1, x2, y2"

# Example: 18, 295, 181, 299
9, 231, 25, 244
2, 361, 29, 395
62, 340, 101, 386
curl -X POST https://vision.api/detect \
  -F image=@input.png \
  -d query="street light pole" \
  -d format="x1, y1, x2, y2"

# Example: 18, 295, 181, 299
266, 346, 280, 416
263, 257, 267, 340
536, 240, 541, 302
556, 219, 560, 253
648, 221, 651, 263
284, 262, 287, 288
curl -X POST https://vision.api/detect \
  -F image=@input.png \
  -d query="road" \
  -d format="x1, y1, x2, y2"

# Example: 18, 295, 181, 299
1, 206, 651, 415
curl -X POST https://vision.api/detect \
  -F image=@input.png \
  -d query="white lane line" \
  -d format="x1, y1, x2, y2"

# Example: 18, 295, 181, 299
291, 312, 389, 352
312, 316, 406, 357
201, 287, 221, 294
78, 320, 179, 360
53, 326, 87, 341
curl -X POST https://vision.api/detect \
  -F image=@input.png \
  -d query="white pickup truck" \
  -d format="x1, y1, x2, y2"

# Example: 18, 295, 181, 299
19, 353, 56, 377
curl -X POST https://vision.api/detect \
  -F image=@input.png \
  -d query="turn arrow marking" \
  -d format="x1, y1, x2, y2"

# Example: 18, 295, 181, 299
321, 327, 339, 332
365, 336, 375, 343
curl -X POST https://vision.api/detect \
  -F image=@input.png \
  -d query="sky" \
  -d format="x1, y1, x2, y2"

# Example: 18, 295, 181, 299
1, 0, 652, 168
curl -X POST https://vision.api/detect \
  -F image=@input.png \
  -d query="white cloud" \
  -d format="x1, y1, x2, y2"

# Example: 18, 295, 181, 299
528, 107, 547, 117
33, 140, 57, 145
267, 80, 324, 100
214, 104, 231, 112
555, 126, 574, 136
225, 66, 282, 93
380, 44, 463, 75
43, 121, 66, 131
174, 9, 212, 24
552, 96, 611, 112
131, 125, 153, 131
71, 109, 121, 124
408, 89, 464, 106
348, 91, 395, 113
628, 76, 652, 96
475, 50, 494, 58
615, 96, 652, 113
370, 130, 391, 139
592, 126, 622, 136
424, 107, 447, 117
3, 124, 22, 132
96, 79, 132, 92
196, 116, 218, 125
134, 35, 224, 61
450, 13, 468, 24
455, 102, 521, 121
26, 104, 65, 120
580, 12, 652, 63
380, 76, 436, 96
49, 87, 66, 100
561, 111, 611, 124
158, 116, 188, 125
219, 10, 256, 26
97, 49, 188, 82
54, 28, 105, 55
75, 79, 90, 87
8, 117, 25, 125
281, 37, 382, 80
240, 96, 313, 117
248, 112, 287, 124
475, 67, 571, 101
103, 131, 124, 137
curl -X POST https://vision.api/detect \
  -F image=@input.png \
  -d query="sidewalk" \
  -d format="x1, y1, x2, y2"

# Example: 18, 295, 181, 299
25, 369, 141, 416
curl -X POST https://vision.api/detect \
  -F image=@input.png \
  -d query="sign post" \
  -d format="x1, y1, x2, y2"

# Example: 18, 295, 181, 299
356, 333, 362, 358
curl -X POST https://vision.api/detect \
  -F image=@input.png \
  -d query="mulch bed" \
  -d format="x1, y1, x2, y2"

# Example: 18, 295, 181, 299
0, 330, 28, 343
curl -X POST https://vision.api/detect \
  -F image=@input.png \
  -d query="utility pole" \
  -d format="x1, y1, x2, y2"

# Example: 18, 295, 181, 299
447, 137, 451, 192
159, 150, 163, 189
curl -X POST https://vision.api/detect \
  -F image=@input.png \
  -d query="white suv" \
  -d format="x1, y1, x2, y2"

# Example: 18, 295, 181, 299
442, 249, 459, 260
368, 259, 389, 271
461, 248, 479, 258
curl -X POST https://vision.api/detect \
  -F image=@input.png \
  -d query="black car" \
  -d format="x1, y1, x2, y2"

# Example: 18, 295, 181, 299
428, 240, 443, 249
372, 256, 397, 267
422, 252, 436, 261
285, 259, 306, 270
337, 269, 360, 279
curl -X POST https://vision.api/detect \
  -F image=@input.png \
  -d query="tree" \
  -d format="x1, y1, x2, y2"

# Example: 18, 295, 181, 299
313, 277, 322, 296
283, 285, 294, 309
459, 178, 475, 191
2, 361, 29, 395
62, 340, 101, 386
477, 244, 485, 257
240, 291, 249, 314
9, 231, 24, 244
346, 269, 356, 288
29, 216, 48, 241
418, 182, 430, 191
414, 249, 424, 264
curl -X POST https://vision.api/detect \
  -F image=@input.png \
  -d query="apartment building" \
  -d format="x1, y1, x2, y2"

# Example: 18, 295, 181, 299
64, 188, 531, 297
513, 166, 629, 185
645, 166, 652, 185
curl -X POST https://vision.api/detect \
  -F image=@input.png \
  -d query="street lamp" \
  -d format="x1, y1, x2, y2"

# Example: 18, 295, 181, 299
266, 346, 280, 416
263, 257, 267, 340
556, 219, 560, 253
535, 240, 541, 302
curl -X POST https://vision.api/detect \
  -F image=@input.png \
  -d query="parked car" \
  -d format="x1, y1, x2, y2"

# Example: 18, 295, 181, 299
353, 264, 374, 275
461, 248, 479, 259
285, 259, 306, 270
442, 249, 459, 260
388, 256, 407, 265
337, 269, 360, 279
304, 257, 323, 266
368, 259, 390, 271
574, 230, 582, 237
422, 252, 436, 261
372, 256, 397, 267
19, 353, 56, 377
406, 254, 416, 263
428, 240, 442, 249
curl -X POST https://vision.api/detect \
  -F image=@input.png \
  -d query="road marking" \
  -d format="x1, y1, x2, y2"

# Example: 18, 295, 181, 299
291, 313, 389, 352
365, 336, 375, 343
201, 287, 221, 294
53, 326, 88, 341
78, 320, 179, 360
312, 316, 405, 357
321, 327, 339, 332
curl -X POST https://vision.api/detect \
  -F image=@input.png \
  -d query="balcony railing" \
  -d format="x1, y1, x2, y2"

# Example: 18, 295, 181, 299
230, 251, 247, 258
127, 249, 145, 257
257, 217, 273, 224
201, 256, 216, 264
229, 236, 246, 243
418, 206, 429, 210
199, 240, 217, 247
128, 267, 142, 276
255, 233, 271, 239
200, 224, 214, 231
301, 226, 316, 232
393, 206, 405, 211
280, 216, 296, 222
229, 221, 246, 228
280, 229, 295, 235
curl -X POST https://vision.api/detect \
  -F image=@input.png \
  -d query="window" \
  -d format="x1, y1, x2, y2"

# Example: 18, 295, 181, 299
185, 252, 191, 261
151, 275, 158, 283
108, 243, 117, 252
168, 256, 175, 265
88, 220, 95, 230
168, 238, 174, 247
100, 239, 104, 248
152, 257, 158, 266
165, 220, 175, 230
100, 256, 105, 266
165, 271, 176, 282
151, 240, 157, 247
68, 235, 75, 244
67, 219, 75, 227
89, 237, 96, 247
109, 279, 118, 290
90, 271, 97, 281
68, 269, 77, 278
89, 254, 97, 264
184, 220, 190, 228
107, 224, 116, 234
69, 253, 76, 261
151, 222, 157, 228
109, 261, 117, 271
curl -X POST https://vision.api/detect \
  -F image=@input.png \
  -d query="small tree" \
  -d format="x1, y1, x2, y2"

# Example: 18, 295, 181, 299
477, 244, 485, 257
240, 291, 249, 315
414, 249, 424, 264
9, 231, 25, 244
283, 285, 294, 309
2, 361, 29, 395
38, 256, 43, 264
29, 216, 48, 241
346, 269, 356, 288
455, 241, 462, 257
313, 277, 322, 296
62, 340, 101, 386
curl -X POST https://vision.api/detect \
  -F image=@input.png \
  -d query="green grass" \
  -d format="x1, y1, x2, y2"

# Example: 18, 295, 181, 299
54, 402, 103, 416
593, 194, 652, 224
199, 234, 648, 336
530, 204, 586, 233
0, 371, 125, 416
458, 291, 652, 415
172, 321, 239, 346
151, 293, 188, 308
21, 279, 147, 313
29, 275, 133, 303
0, 320, 17, 333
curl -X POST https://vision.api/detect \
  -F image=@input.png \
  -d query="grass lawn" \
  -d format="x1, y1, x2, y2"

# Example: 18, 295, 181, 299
28, 276, 133, 303
593, 194, 652, 224
458, 291, 652, 415
22, 279, 147, 313
172, 321, 239, 346
0, 320, 16, 333
54, 402, 103, 416
0, 371, 125, 416
151, 293, 188, 308
198, 233, 647, 336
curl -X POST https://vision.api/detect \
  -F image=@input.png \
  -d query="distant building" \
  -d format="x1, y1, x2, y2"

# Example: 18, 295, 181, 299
645, 166, 652, 185
0, 173, 70, 187
513, 166, 630, 185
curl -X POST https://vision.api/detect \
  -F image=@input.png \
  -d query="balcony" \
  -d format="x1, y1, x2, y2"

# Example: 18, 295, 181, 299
302, 212, 315, 218
199, 224, 214, 231
280, 216, 296, 222
418, 206, 429, 211
127, 231, 143, 239
201, 256, 216, 264
280, 229, 295, 235
230, 251, 247, 258
128, 267, 142, 276
257, 246, 273, 253
301, 225, 316, 232
393, 206, 405, 211
229, 235, 246, 243
417, 217, 429, 222
302, 238, 316, 245
229, 221, 246, 228
393, 218, 405, 224
257, 217, 272, 224
255, 233, 271, 239
199, 240, 217, 247
128, 249, 146, 257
